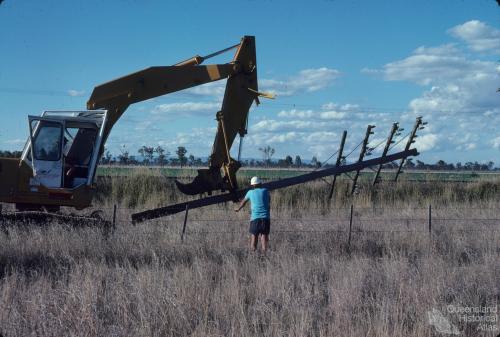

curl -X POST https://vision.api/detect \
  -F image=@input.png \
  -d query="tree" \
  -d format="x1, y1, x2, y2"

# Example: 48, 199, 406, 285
100, 148, 113, 164
138, 147, 145, 160
176, 146, 188, 167
188, 154, 195, 166
128, 155, 138, 165
277, 155, 293, 168
138, 145, 154, 164
259, 145, 275, 166
436, 160, 447, 170
118, 145, 130, 165
416, 160, 426, 170
145, 147, 155, 163
294, 155, 302, 167
0, 150, 22, 158
311, 156, 321, 168
155, 146, 168, 166
404, 158, 415, 169
193, 157, 203, 166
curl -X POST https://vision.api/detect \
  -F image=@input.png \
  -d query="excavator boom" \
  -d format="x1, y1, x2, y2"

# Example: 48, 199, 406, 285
87, 36, 259, 196
87, 64, 236, 136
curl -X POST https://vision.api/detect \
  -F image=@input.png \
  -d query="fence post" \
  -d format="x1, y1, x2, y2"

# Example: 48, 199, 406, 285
112, 204, 117, 234
428, 204, 432, 237
348, 204, 354, 249
180, 204, 189, 242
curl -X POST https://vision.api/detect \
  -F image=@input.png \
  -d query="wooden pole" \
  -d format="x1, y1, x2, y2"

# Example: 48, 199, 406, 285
428, 204, 432, 237
112, 204, 117, 233
328, 130, 347, 200
181, 204, 189, 242
348, 204, 354, 248
372, 123, 399, 186
395, 117, 423, 182
351, 126, 375, 195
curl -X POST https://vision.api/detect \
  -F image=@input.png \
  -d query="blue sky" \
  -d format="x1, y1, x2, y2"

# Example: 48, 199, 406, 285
1, 0, 499, 164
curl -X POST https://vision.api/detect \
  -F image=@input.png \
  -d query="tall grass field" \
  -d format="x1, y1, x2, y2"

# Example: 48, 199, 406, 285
0, 169, 498, 336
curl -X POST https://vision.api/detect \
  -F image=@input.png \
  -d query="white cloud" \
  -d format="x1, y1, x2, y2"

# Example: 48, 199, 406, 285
185, 81, 226, 98
465, 143, 477, 151
67, 89, 85, 97
252, 119, 329, 132
408, 63, 500, 116
267, 132, 299, 144
304, 131, 338, 143
244, 101, 413, 160
364, 45, 492, 86
364, 24, 500, 118
319, 110, 347, 120
322, 103, 359, 111
277, 109, 314, 119
134, 120, 161, 132
5, 138, 25, 145
178, 67, 339, 100
277, 104, 357, 121
261, 67, 340, 96
246, 129, 342, 159
448, 20, 500, 53
151, 102, 220, 115
155, 127, 217, 153
492, 136, 500, 150
413, 133, 438, 152
408, 85, 464, 113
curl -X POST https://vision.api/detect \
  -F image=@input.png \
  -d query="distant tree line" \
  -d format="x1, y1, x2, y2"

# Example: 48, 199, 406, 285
97, 145, 500, 171
400, 158, 497, 171
1, 146, 497, 171
0, 150, 22, 158
100, 145, 202, 167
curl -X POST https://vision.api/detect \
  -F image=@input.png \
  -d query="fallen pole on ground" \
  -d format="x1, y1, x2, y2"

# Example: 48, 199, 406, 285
131, 148, 418, 223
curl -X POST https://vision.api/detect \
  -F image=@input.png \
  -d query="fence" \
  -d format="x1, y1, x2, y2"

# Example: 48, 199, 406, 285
3, 203, 497, 243
97, 204, 500, 247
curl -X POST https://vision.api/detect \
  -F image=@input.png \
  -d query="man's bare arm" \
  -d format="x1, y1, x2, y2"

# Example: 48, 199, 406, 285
234, 198, 249, 212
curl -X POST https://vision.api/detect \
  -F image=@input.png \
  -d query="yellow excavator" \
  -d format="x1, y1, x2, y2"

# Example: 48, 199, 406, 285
0, 36, 269, 215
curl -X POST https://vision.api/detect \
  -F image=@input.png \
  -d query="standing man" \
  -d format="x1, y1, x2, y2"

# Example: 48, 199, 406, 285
234, 176, 271, 252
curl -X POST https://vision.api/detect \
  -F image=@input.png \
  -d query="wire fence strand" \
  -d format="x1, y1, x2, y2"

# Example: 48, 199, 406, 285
98, 205, 500, 238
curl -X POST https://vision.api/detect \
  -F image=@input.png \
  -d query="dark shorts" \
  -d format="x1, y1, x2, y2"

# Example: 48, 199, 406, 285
249, 218, 270, 236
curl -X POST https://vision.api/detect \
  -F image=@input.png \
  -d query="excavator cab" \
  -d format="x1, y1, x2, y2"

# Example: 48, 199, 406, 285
22, 110, 107, 190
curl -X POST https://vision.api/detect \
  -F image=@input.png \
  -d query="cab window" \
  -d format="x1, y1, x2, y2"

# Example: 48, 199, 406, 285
32, 121, 62, 161
64, 127, 97, 166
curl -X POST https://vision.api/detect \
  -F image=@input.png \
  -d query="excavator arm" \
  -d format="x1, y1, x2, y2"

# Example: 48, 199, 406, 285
87, 36, 261, 196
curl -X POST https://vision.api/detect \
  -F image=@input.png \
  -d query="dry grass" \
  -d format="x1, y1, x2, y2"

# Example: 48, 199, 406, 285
0, 175, 499, 336
94, 168, 500, 209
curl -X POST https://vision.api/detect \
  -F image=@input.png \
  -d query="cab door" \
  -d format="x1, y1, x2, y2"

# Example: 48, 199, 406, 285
28, 117, 65, 188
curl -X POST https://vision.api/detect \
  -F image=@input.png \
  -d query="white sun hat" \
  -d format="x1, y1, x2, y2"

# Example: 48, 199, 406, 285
250, 176, 261, 186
